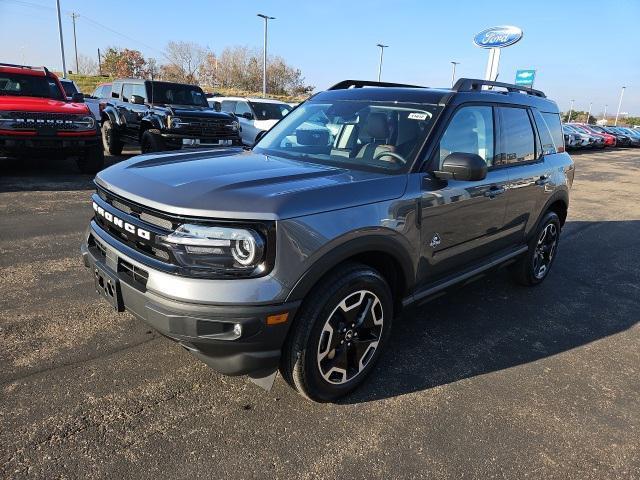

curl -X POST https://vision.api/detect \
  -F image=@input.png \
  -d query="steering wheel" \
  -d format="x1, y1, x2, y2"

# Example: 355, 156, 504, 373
373, 150, 406, 164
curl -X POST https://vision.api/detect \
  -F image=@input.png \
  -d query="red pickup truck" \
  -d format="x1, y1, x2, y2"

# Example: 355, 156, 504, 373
0, 63, 104, 173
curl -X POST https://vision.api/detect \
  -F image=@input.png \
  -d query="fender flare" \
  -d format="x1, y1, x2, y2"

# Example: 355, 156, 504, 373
285, 233, 416, 303
100, 106, 121, 128
529, 188, 569, 240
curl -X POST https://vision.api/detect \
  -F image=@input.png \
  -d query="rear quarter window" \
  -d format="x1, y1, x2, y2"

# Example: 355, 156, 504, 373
541, 112, 565, 153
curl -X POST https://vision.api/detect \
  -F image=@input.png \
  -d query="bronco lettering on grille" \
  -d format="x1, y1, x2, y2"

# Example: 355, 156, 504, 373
93, 201, 151, 241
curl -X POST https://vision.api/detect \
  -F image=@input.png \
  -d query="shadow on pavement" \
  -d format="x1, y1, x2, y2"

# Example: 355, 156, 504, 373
343, 219, 640, 404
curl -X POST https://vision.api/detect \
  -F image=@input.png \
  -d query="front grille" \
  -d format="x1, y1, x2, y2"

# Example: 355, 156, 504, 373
5, 111, 87, 131
118, 258, 149, 289
180, 119, 232, 137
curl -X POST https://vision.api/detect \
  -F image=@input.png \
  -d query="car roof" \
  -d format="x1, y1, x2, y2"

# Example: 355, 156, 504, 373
210, 96, 288, 104
0, 64, 49, 77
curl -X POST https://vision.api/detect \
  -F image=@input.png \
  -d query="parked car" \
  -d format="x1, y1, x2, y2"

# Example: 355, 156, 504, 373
0, 63, 103, 173
562, 124, 592, 148
601, 126, 631, 147
84, 82, 112, 121
618, 127, 640, 145
608, 127, 640, 147
100, 79, 241, 154
576, 124, 616, 147
563, 128, 581, 150
59, 77, 81, 100
81, 78, 573, 401
212, 96, 292, 145
568, 124, 605, 148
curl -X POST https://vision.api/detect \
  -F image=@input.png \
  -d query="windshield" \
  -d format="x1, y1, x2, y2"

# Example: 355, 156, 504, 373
150, 82, 208, 106
0, 72, 64, 100
253, 99, 441, 173
249, 101, 290, 120
60, 80, 78, 96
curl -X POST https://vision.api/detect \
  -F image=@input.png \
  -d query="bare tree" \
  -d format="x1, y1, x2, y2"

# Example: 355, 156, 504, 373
164, 41, 209, 84
77, 53, 98, 75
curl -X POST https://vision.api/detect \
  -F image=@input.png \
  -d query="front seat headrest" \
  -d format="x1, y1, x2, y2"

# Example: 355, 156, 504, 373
366, 113, 389, 140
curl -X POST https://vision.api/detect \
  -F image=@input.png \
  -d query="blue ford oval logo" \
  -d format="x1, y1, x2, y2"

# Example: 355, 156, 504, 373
473, 26, 523, 49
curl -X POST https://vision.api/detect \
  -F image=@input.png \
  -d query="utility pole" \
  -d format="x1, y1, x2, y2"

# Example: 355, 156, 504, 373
586, 102, 592, 124
97, 48, 102, 76
567, 99, 575, 123
450, 61, 460, 87
614, 86, 626, 126
55, 0, 67, 77
71, 12, 79, 74
257, 13, 275, 97
376, 44, 388, 82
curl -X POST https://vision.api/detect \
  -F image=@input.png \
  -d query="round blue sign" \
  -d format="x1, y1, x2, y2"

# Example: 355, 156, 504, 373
473, 26, 523, 49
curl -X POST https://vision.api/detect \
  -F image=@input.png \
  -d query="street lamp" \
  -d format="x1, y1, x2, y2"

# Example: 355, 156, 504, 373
567, 99, 575, 123
257, 13, 275, 97
376, 44, 388, 82
614, 86, 626, 126
450, 61, 460, 87
603, 104, 608, 122
586, 102, 592, 124
55, 0, 67, 77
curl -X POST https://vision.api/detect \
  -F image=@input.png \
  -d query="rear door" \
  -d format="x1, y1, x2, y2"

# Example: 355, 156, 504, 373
497, 106, 554, 245
419, 104, 510, 282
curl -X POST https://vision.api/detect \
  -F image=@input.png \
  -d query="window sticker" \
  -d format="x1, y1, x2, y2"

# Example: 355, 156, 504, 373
408, 112, 428, 120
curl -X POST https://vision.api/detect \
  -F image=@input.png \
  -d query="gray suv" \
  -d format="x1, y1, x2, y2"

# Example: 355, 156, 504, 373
81, 78, 574, 402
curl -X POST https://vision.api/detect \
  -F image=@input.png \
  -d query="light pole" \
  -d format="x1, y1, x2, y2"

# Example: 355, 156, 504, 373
567, 99, 574, 123
614, 86, 626, 126
55, 0, 67, 77
257, 13, 275, 97
603, 104, 607, 122
450, 61, 460, 87
586, 102, 592, 124
376, 44, 388, 82
71, 12, 79, 74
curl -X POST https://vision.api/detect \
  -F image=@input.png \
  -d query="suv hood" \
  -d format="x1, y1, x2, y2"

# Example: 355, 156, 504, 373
95, 149, 408, 220
0, 96, 90, 114
153, 105, 233, 120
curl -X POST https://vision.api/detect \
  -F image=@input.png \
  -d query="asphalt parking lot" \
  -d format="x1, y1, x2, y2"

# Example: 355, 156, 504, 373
1, 148, 639, 479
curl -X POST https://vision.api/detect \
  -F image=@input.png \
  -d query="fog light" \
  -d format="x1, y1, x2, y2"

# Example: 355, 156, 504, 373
233, 323, 242, 337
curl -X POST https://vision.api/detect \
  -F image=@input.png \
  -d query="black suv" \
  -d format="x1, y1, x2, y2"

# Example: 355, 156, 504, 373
82, 78, 574, 402
100, 79, 241, 154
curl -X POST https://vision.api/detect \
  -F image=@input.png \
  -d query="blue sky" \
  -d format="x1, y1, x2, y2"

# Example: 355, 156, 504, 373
1, 0, 638, 115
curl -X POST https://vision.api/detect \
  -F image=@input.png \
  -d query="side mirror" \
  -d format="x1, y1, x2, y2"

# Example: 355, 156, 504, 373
71, 92, 84, 103
241, 112, 254, 120
435, 152, 487, 182
130, 94, 145, 105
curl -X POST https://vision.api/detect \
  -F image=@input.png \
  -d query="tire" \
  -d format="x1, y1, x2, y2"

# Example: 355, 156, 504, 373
101, 120, 124, 156
510, 211, 561, 286
281, 263, 393, 402
76, 144, 105, 174
141, 129, 166, 153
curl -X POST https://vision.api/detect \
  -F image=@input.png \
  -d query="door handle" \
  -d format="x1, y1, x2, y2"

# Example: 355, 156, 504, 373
484, 186, 506, 198
535, 175, 551, 186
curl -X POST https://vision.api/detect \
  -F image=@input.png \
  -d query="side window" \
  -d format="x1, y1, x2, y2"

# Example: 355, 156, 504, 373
220, 100, 236, 113
235, 101, 252, 116
132, 83, 147, 101
495, 107, 535, 165
541, 112, 565, 153
111, 82, 121, 99
439, 105, 494, 167
532, 109, 556, 155
121, 84, 133, 102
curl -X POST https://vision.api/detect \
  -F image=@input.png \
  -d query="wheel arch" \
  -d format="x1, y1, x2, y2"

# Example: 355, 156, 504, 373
529, 190, 569, 241
285, 234, 415, 313
100, 106, 120, 127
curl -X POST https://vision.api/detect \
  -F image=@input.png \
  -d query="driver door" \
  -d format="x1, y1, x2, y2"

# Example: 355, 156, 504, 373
418, 105, 510, 283
235, 101, 257, 145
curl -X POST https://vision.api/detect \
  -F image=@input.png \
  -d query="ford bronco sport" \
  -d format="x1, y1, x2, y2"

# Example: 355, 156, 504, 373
0, 63, 103, 173
82, 78, 574, 401
100, 79, 241, 155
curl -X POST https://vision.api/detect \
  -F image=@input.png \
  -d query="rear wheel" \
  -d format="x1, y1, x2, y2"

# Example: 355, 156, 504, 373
101, 120, 124, 155
76, 144, 105, 174
511, 211, 561, 286
281, 263, 393, 402
141, 129, 167, 153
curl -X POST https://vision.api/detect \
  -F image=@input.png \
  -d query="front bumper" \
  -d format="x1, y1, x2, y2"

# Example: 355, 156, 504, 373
81, 227, 299, 377
0, 131, 100, 155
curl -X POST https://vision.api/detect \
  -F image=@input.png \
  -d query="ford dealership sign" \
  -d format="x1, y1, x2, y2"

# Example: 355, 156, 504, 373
474, 26, 523, 49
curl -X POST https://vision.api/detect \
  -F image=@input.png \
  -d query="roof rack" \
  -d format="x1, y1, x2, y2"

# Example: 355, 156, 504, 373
328, 79, 426, 90
452, 78, 546, 98
0, 63, 50, 75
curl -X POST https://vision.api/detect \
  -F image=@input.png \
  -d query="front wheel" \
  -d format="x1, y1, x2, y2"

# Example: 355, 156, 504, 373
511, 211, 561, 286
281, 263, 393, 402
101, 120, 124, 155
140, 129, 166, 153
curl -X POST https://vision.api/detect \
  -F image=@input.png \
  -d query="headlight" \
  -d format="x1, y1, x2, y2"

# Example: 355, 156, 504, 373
161, 224, 266, 274
168, 116, 184, 129
72, 115, 95, 131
